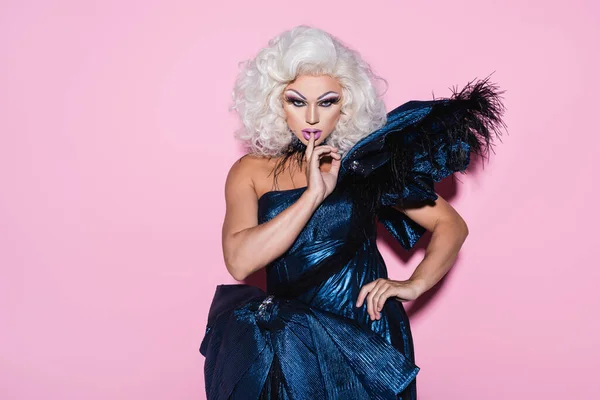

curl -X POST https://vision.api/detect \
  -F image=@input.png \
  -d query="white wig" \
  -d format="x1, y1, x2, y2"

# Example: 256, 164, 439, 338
231, 25, 388, 156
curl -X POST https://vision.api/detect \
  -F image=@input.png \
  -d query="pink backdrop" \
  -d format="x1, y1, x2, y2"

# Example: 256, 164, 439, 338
1, 1, 599, 399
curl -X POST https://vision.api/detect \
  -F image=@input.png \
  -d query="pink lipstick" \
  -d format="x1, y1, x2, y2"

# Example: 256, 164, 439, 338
302, 129, 322, 140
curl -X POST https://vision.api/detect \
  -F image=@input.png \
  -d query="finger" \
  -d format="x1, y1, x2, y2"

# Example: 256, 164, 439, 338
365, 288, 375, 321
308, 147, 336, 173
366, 289, 376, 320
328, 154, 341, 176
366, 279, 385, 320
371, 279, 389, 319
308, 143, 326, 173
375, 283, 391, 311
368, 280, 384, 320
310, 146, 337, 160
305, 132, 315, 161
367, 286, 380, 321
375, 291, 391, 318
356, 280, 376, 307
311, 145, 336, 153
375, 285, 387, 312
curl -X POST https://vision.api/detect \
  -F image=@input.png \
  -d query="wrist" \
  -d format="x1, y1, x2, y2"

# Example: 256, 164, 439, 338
408, 278, 428, 297
303, 188, 325, 206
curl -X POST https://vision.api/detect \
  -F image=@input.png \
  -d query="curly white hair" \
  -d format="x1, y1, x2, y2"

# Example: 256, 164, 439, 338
230, 25, 388, 157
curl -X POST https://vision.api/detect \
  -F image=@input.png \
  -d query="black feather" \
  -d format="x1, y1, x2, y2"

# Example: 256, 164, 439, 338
343, 75, 508, 214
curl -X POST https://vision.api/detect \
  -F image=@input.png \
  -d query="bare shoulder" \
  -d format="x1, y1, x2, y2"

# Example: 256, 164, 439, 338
225, 154, 276, 200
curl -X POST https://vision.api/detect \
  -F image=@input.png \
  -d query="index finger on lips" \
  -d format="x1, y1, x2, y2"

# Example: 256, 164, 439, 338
305, 133, 315, 161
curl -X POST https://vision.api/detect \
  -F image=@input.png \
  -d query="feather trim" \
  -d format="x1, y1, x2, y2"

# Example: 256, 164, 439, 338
343, 75, 508, 213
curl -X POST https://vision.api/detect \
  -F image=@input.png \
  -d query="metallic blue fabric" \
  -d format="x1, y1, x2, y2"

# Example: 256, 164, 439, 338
200, 81, 506, 399
201, 284, 418, 400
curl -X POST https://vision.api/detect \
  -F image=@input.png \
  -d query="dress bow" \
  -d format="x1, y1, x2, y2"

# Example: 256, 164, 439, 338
200, 284, 419, 400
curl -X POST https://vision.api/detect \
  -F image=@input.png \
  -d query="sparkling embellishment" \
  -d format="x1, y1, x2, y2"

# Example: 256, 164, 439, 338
256, 295, 275, 319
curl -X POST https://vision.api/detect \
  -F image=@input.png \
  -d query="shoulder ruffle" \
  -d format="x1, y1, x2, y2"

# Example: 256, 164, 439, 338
339, 76, 507, 249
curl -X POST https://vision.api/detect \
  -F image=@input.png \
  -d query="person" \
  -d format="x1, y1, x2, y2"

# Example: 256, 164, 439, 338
199, 25, 507, 400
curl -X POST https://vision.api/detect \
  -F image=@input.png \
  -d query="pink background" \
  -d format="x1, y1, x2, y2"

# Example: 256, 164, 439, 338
1, 1, 599, 399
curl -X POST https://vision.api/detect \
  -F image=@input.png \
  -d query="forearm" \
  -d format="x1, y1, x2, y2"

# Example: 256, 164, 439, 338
408, 218, 469, 295
224, 190, 322, 280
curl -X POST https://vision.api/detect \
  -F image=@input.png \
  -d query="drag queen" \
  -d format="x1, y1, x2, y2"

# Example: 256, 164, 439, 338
199, 25, 506, 399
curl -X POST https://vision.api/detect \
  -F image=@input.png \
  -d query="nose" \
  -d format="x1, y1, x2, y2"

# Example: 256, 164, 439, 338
305, 104, 319, 125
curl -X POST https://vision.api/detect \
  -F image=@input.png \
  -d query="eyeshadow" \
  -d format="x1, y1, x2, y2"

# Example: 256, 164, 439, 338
319, 94, 340, 102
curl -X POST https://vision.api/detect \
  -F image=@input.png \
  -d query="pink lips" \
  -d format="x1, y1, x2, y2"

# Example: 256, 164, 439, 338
302, 129, 322, 140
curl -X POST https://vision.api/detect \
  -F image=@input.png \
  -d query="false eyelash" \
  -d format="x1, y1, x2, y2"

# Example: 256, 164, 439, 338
322, 97, 341, 104
284, 96, 304, 104
284, 97, 341, 106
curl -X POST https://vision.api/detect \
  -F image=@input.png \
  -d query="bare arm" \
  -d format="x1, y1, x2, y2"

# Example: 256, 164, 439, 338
221, 159, 321, 281
222, 137, 341, 281
357, 193, 469, 321
396, 194, 469, 295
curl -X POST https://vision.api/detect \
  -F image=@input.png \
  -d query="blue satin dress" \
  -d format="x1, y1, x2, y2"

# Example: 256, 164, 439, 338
199, 78, 506, 400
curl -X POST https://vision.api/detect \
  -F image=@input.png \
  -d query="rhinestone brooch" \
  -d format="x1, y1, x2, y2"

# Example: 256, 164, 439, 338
256, 295, 275, 318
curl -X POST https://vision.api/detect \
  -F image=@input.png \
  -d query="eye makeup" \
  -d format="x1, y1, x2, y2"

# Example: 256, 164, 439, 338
284, 90, 341, 107
284, 93, 306, 106
317, 95, 341, 107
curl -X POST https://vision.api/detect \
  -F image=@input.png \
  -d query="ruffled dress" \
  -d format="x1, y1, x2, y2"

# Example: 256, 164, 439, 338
199, 77, 506, 400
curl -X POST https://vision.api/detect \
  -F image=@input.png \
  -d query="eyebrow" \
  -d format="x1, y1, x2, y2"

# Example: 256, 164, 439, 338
285, 89, 340, 101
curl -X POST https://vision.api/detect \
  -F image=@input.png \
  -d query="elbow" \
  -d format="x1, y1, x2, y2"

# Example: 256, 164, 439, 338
223, 237, 249, 281
438, 216, 469, 242
230, 268, 249, 282
457, 217, 469, 241
224, 254, 250, 281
